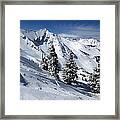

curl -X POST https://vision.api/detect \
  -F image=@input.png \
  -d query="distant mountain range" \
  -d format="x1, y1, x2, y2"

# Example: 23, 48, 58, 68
20, 28, 100, 74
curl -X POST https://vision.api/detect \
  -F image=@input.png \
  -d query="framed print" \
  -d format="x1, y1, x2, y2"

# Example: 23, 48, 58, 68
0, 0, 119, 119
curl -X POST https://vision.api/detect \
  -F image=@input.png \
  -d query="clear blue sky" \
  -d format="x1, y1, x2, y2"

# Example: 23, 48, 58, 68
20, 20, 100, 40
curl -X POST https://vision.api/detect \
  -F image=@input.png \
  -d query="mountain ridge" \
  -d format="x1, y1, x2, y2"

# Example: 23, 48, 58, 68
20, 28, 100, 81
20, 28, 100, 100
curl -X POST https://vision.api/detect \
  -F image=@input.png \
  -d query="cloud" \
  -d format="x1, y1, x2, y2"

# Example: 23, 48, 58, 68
64, 24, 99, 32
59, 24, 100, 39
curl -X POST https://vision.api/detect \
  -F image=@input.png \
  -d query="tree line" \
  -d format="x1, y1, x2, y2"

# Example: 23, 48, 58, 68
41, 43, 100, 93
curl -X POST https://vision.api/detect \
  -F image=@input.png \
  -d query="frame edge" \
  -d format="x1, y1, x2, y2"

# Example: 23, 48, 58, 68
1, 0, 119, 119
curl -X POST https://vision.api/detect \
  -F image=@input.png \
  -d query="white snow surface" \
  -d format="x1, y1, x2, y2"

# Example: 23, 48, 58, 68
20, 28, 100, 100
20, 63, 99, 100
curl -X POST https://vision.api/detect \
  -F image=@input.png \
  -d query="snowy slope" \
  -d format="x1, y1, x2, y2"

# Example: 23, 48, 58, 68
20, 28, 100, 100
20, 29, 100, 72
20, 62, 99, 100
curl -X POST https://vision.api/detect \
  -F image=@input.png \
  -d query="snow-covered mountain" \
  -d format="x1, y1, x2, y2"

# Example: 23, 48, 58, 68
20, 28, 100, 100
21, 28, 100, 72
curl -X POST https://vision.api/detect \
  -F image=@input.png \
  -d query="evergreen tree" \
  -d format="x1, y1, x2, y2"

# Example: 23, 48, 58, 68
41, 57, 48, 71
88, 61, 100, 93
63, 52, 78, 85
48, 44, 60, 79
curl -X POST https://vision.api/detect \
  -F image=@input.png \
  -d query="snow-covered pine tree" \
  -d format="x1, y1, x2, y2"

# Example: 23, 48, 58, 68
41, 57, 48, 71
48, 43, 60, 80
88, 60, 100, 93
62, 52, 78, 85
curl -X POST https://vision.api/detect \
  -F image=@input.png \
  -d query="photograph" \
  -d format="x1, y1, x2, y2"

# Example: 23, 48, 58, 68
20, 20, 100, 100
